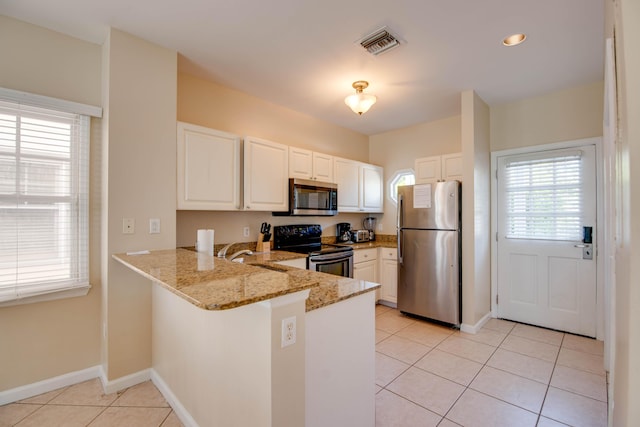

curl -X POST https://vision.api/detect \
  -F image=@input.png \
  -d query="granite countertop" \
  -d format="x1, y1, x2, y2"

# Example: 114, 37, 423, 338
341, 241, 397, 250
112, 248, 379, 312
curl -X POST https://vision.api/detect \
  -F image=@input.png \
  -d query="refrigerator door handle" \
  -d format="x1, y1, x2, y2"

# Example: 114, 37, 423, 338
397, 194, 403, 265
397, 194, 403, 230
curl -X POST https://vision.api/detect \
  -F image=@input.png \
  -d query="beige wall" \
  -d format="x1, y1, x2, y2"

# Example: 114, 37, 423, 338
461, 91, 492, 327
101, 29, 177, 380
178, 73, 368, 160
176, 73, 370, 246
613, 0, 640, 424
490, 81, 604, 152
368, 116, 462, 233
0, 16, 103, 391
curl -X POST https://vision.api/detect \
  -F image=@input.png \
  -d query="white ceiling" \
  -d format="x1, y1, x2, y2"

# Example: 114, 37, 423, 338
1, 0, 605, 135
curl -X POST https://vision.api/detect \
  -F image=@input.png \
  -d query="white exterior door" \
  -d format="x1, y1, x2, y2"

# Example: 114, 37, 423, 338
496, 144, 597, 337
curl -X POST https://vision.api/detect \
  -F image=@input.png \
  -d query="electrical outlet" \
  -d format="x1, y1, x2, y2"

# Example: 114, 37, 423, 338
149, 218, 161, 234
243, 226, 250, 237
281, 316, 296, 348
122, 218, 135, 234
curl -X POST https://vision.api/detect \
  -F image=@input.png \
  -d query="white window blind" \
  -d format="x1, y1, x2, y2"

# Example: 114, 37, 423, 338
504, 151, 583, 241
0, 100, 89, 303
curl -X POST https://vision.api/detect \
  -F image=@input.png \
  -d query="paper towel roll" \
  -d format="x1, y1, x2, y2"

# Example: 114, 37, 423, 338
197, 229, 214, 255
197, 252, 215, 271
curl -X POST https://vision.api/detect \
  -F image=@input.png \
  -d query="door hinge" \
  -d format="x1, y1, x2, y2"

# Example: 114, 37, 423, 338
495, 169, 498, 180
496, 294, 499, 305
496, 232, 498, 242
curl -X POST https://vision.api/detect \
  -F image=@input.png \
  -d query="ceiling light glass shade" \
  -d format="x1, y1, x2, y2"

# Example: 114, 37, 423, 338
345, 81, 377, 115
503, 33, 526, 46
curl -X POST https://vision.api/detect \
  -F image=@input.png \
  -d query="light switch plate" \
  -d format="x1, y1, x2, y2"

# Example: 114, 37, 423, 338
149, 218, 161, 234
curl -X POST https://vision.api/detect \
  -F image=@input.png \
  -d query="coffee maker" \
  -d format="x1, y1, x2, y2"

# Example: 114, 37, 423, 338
336, 223, 352, 243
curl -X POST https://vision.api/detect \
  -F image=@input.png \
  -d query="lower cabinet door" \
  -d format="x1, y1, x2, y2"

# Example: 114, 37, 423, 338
353, 259, 377, 283
380, 258, 398, 303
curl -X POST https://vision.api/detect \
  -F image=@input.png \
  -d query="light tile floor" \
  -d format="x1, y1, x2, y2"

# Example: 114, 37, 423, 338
375, 304, 608, 427
0, 306, 608, 427
0, 379, 183, 427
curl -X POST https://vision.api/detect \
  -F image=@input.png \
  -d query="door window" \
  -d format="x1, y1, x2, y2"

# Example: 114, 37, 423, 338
503, 150, 583, 241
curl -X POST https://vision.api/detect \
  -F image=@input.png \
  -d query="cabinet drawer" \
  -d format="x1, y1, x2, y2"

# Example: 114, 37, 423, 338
380, 248, 397, 260
354, 248, 377, 264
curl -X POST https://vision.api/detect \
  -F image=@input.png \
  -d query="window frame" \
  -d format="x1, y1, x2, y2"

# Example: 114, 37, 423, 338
388, 168, 416, 205
0, 88, 101, 307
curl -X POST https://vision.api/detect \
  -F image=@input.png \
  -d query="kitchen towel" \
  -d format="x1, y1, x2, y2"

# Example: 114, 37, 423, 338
196, 229, 214, 255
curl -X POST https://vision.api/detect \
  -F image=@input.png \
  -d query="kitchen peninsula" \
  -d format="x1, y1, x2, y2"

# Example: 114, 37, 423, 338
113, 248, 379, 427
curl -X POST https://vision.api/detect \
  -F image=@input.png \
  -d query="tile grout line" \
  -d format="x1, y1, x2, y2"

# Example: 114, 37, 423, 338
378, 316, 583, 425
439, 323, 517, 424
535, 332, 566, 426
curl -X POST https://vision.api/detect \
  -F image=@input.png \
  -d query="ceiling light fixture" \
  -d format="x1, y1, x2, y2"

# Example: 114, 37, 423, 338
503, 33, 527, 46
344, 81, 377, 115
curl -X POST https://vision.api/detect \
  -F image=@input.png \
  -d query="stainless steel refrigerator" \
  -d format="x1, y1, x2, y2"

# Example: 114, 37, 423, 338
397, 181, 461, 326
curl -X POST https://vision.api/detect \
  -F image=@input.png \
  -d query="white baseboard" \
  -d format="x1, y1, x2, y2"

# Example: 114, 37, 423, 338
0, 366, 199, 425
0, 365, 102, 406
460, 311, 492, 334
100, 368, 151, 395
377, 300, 397, 309
150, 369, 199, 427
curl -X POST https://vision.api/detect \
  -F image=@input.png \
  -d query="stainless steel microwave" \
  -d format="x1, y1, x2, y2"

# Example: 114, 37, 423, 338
276, 178, 338, 216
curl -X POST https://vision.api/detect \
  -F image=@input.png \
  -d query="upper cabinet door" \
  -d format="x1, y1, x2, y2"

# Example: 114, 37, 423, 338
312, 152, 334, 183
361, 164, 383, 213
441, 153, 463, 181
244, 136, 289, 211
177, 122, 241, 210
335, 157, 384, 213
289, 148, 334, 182
414, 155, 442, 184
415, 153, 462, 184
289, 147, 313, 179
334, 157, 360, 212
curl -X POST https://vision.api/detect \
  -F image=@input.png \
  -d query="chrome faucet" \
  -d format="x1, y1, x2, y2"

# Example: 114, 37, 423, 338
217, 242, 236, 258
228, 249, 253, 261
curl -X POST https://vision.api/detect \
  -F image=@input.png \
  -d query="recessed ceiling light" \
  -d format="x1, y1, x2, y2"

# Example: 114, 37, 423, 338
503, 33, 527, 46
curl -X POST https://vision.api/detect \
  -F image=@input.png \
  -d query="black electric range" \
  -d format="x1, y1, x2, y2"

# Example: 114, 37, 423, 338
273, 224, 353, 256
273, 224, 354, 277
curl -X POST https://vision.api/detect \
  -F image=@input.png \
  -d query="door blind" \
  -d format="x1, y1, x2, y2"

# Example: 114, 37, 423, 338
503, 151, 583, 241
0, 100, 89, 302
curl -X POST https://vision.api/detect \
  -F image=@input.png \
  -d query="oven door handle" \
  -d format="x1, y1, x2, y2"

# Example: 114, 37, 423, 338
309, 252, 353, 262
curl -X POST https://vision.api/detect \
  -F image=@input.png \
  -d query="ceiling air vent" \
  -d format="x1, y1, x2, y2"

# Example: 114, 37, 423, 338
359, 27, 401, 56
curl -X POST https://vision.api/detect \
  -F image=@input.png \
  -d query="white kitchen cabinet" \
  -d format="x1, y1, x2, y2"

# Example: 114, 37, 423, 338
414, 155, 441, 184
177, 122, 242, 210
442, 153, 463, 181
415, 153, 462, 184
334, 157, 361, 211
334, 157, 384, 213
379, 248, 397, 305
353, 248, 378, 284
289, 147, 334, 182
244, 136, 289, 211
360, 164, 383, 213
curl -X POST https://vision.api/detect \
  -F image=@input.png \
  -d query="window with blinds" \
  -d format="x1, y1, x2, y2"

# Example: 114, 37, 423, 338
0, 100, 89, 303
503, 151, 583, 241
